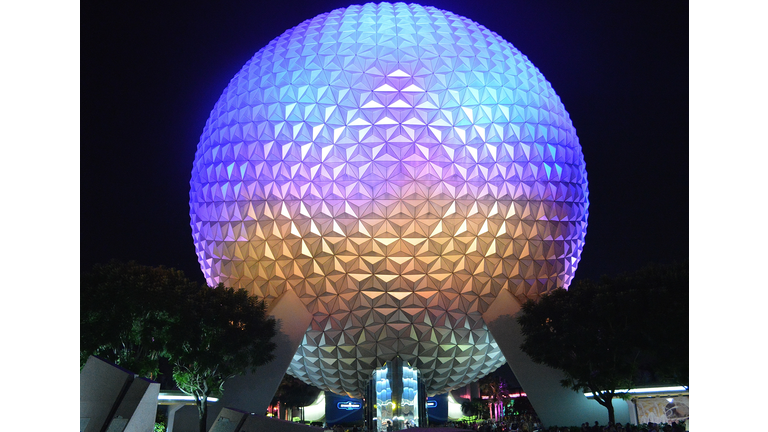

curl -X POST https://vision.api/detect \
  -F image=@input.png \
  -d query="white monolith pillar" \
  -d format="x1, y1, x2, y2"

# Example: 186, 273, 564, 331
482, 289, 629, 427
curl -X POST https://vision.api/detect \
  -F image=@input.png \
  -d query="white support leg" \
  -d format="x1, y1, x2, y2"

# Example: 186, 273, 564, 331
165, 403, 184, 432
482, 289, 629, 427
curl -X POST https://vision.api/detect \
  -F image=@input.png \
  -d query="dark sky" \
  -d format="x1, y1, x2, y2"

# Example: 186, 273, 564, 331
81, 0, 688, 286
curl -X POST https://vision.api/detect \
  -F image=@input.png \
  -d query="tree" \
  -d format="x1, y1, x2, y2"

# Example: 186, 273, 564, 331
517, 262, 688, 424
460, 398, 486, 421
479, 374, 509, 421
81, 261, 278, 432
168, 283, 277, 432
508, 396, 535, 418
80, 261, 196, 379
271, 374, 322, 420
608, 263, 689, 387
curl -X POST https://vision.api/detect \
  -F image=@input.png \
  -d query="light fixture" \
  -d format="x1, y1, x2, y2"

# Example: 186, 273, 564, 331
583, 386, 688, 398
157, 392, 219, 403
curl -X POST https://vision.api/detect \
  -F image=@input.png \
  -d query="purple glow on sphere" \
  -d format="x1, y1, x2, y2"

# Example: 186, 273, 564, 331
190, 2, 588, 397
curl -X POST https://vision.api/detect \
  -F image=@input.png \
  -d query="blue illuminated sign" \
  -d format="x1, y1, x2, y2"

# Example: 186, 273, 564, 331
426, 400, 438, 409
337, 401, 362, 411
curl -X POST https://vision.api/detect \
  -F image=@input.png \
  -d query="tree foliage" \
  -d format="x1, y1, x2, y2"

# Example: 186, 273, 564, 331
80, 261, 277, 432
479, 374, 509, 421
272, 374, 321, 410
517, 262, 688, 424
169, 284, 277, 431
80, 260, 196, 378
478, 374, 507, 401
460, 398, 486, 421
508, 396, 535, 418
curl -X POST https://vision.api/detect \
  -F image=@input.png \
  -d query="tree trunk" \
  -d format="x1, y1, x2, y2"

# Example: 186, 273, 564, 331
197, 397, 208, 432
607, 402, 615, 426
595, 393, 615, 425
604, 394, 615, 425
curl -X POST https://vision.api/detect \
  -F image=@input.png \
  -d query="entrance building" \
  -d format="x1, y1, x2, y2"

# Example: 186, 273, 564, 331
366, 358, 426, 431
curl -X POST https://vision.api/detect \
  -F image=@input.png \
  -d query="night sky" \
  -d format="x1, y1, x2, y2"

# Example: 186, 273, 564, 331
6, 2, 764, 427
81, 0, 688, 286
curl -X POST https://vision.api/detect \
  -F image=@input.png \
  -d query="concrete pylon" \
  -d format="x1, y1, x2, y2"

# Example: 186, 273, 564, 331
482, 289, 629, 427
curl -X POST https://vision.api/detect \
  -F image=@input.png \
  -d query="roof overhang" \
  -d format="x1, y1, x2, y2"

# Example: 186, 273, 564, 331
583, 386, 688, 399
157, 391, 219, 406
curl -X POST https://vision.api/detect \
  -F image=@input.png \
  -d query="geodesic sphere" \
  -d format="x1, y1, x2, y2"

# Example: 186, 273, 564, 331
189, 2, 588, 397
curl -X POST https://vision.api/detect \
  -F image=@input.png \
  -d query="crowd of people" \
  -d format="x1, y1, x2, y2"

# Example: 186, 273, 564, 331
576, 421, 688, 432
444, 413, 541, 432
451, 419, 689, 432
324, 418, 689, 432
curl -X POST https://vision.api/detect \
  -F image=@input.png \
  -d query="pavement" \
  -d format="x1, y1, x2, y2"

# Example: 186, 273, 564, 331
323, 427, 474, 432
402, 429, 473, 432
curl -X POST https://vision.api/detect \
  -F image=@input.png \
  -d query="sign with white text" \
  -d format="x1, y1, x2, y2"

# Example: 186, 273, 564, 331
337, 401, 362, 411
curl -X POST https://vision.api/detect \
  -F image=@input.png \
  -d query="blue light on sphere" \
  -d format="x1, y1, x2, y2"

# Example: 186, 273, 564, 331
190, 2, 588, 397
